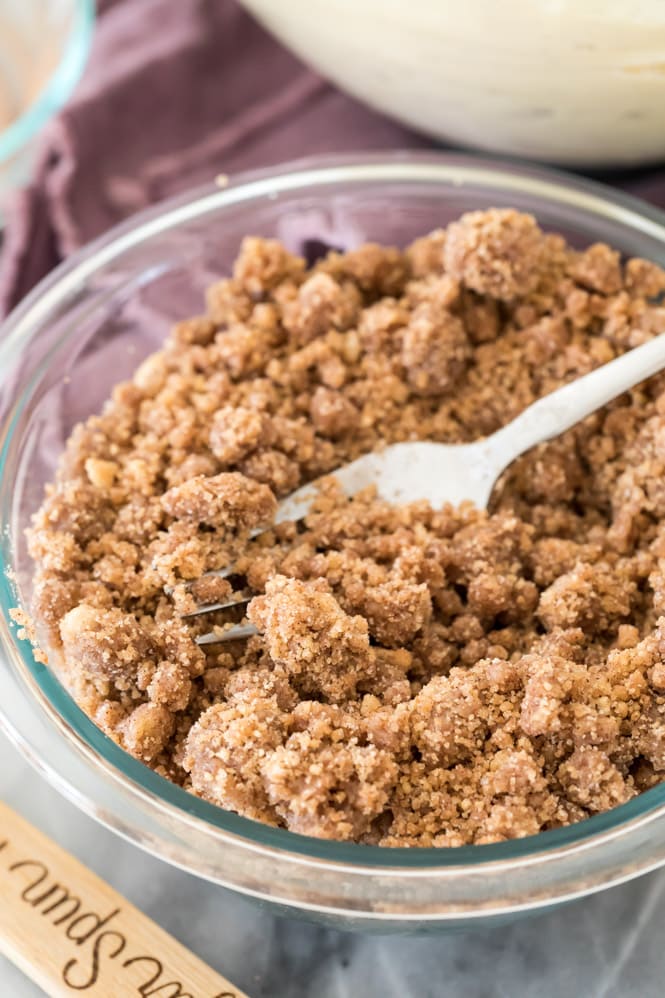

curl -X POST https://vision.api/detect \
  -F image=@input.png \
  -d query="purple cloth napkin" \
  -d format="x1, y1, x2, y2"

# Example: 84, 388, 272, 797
1, 0, 664, 316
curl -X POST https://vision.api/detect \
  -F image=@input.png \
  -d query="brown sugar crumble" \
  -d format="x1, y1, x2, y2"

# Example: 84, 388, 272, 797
25, 208, 665, 846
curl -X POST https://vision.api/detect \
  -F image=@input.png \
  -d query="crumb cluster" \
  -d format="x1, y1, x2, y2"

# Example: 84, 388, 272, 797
25, 209, 665, 845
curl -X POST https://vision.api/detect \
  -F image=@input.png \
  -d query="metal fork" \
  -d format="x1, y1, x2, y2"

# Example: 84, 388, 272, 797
185, 333, 665, 645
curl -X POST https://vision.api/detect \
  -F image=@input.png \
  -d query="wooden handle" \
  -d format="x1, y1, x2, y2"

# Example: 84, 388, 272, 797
0, 801, 249, 998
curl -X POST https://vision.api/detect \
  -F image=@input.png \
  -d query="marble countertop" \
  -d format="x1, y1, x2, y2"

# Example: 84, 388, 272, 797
1, 729, 663, 998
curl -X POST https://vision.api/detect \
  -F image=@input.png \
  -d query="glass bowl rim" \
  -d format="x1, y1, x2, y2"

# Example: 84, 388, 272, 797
0, 0, 95, 165
3, 150, 665, 876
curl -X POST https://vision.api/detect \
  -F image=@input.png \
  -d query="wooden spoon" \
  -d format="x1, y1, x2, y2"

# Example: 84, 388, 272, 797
0, 801, 248, 997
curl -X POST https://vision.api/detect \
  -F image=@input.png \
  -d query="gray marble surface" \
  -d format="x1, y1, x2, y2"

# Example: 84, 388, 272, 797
1, 729, 663, 998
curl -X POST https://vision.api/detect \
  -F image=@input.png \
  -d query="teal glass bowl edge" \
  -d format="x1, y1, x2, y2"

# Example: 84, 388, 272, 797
0, 0, 95, 164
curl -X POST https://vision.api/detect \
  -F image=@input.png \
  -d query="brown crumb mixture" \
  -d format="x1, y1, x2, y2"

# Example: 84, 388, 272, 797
25, 209, 665, 846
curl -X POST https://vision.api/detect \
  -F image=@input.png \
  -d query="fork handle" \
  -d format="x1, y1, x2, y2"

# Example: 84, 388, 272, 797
485, 332, 665, 471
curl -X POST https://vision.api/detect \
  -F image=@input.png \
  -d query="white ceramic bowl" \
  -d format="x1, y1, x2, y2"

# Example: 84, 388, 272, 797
241, 0, 665, 168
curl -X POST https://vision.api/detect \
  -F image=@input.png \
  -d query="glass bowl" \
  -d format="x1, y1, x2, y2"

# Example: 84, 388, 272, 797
0, 0, 94, 211
3, 153, 665, 933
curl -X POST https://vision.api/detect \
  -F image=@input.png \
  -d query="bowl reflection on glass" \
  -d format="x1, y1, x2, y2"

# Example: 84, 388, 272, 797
3, 154, 665, 932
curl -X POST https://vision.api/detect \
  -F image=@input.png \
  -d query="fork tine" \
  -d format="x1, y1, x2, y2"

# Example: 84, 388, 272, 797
190, 563, 239, 585
175, 476, 338, 625
164, 563, 237, 597
195, 623, 259, 646
170, 511, 309, 598
165, 562, 242, 596
181, 593, 251, 619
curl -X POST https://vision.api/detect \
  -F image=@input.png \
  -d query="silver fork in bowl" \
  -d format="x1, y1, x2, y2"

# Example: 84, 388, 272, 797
188, 333, 665, 645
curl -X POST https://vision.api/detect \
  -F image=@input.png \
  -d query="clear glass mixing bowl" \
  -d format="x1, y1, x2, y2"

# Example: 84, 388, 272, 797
3, 153, 665, 933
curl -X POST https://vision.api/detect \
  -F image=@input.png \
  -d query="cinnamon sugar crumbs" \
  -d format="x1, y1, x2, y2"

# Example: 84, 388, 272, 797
23, 208, 665, 845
